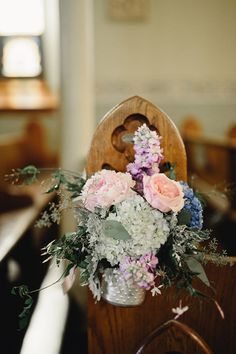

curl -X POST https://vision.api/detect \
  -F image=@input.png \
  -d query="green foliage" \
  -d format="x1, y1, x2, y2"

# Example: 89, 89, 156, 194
11, 263, 76, 330
45, 170, 86, 198
156, 229, 211, 294
17, 165, 40, 185
79, 267, 91, 286
168, 163, 176, 180
8, 165, 86, 198
75, 207, 90, 223
194, 191, 207, 208
199, 238, 229, 266
46, 227, 88, 266
177, 209, 192, 226
185, 256, 210, 287
160, 162, 176, 180
11, 285, 33, 330
122, 133, 134, 144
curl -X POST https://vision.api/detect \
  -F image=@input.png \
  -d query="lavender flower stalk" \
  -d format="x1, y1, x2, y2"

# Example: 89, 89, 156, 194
127, 124, 163, 185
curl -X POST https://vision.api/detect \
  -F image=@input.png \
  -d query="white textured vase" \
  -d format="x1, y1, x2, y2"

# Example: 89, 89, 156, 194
101, 269, 146, 307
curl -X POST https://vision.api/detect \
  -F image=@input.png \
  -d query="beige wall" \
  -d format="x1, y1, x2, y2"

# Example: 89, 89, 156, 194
95, 0, 236, 81
94, 0, 236, 135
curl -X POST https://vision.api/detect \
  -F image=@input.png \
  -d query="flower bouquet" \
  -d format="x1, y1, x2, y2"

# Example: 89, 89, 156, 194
11, 124, 227, 327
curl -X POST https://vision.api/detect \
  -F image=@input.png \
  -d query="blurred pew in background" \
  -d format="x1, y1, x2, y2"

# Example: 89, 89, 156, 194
0, 121, 58, 187
227, 123, 236, 141
0, 79, 59, 186
0, 79, 61, 353
181, 116, 236, 255
180, 116, 203, 138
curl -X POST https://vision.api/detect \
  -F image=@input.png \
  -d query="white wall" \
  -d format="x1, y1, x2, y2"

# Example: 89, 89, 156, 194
94, 0, 236, 135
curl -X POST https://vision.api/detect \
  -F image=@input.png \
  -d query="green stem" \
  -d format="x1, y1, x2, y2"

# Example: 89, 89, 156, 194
31, 167, 83, 178
28, 267, 68, 295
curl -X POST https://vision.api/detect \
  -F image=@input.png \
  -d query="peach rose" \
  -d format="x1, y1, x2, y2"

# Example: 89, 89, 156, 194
81, 170, 135, 211
143, 173, 184, 213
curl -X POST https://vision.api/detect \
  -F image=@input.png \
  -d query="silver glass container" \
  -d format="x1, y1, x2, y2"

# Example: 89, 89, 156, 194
101, 269, 146, 307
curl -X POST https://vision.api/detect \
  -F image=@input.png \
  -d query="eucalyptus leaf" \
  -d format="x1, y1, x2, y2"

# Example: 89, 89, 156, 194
122, 133, 134, 144
11, 287, 17, 295
24, 297, 33, 306
185, 256, 210, 287
78, 260, 89, 269
74, 207, 89, 223
19, 165, 40, 184
11, 284, 29, 297
19, 316, 30, 330
177, 208, 192, 226
103, 220, 131, 241
53, 170, 67, 184
169, 166, 176, 180
11, 286, 34, 330
195, 191, 207, 207
160, 162, 176, 180
64, 263, 76, 277
45, 184, 59, 193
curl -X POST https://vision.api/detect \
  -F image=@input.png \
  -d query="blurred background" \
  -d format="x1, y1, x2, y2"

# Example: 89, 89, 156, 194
0, 0, 235, 353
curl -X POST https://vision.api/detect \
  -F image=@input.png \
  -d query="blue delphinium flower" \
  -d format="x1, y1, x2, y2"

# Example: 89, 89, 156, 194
180, 182, 203, 229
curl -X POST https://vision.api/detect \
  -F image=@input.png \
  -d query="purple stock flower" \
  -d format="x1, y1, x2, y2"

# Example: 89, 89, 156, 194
139, 254, 158, 270
127, 124, 163, 185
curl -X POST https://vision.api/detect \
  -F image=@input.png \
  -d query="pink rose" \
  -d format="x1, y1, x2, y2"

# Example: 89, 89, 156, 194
143, 173, 184, 213
81, 169, 135, 211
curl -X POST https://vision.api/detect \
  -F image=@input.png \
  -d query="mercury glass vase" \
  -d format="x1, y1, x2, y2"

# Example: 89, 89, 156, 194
101, 269, 146, 307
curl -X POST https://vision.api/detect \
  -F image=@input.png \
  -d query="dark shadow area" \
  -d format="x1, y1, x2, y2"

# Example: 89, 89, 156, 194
204, 205, 236, 256
60, 297, 87, 354
0, 220, 57, 353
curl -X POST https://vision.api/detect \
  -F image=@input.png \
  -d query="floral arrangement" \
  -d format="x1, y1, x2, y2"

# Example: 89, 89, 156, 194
10, 124, 228, 328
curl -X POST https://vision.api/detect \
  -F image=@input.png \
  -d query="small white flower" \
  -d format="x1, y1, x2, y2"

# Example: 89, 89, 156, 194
172, 300, 189, 319
151, 285, 163, 296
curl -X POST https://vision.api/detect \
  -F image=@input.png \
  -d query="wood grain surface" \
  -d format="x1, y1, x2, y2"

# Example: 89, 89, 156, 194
86, 96, 187, 181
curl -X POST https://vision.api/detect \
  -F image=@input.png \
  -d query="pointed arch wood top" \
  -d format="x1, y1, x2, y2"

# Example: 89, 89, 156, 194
86, 96, 187, 181
136, 319, 213, 354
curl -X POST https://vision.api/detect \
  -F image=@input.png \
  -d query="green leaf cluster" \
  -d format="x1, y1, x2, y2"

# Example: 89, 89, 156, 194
160, 162, 176, 180
11, 285, 33, 330
17, 165, 40, 185
46, 227, 88, 267
46, 170, 86, 198
177, 209, 192, 226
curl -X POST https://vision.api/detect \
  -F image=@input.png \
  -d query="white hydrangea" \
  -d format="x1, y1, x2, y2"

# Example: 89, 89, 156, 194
91, 195, 170, 266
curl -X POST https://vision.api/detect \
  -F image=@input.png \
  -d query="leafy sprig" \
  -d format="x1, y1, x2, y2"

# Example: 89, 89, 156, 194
6, 165, 86, 196
6, 165, 40, 185
198, 238, 229, 266
45, 170, 86, 198
44, 227, 88, 266
11, 263, 75, 330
